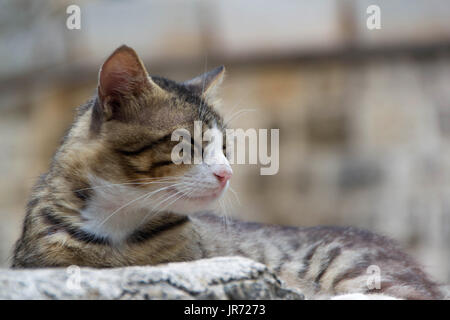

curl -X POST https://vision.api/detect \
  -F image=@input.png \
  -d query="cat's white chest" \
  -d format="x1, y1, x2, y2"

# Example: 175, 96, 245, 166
80, 176, 151, 244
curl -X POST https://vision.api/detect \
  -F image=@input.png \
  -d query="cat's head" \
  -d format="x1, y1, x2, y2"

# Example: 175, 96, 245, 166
66, 45, 232, 217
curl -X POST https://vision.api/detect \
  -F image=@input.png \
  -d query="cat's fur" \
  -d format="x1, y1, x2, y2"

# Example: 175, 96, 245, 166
12, 45, 442, 299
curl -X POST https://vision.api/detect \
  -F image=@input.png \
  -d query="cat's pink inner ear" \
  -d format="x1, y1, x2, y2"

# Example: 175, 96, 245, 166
98, 45, 150, 99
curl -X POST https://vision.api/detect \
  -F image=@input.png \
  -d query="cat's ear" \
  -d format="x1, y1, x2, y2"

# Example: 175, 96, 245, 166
97, 45, 164, 120
183, 66, 225, 100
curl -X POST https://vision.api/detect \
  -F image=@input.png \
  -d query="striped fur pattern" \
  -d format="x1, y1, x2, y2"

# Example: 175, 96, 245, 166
12, 46, 442, 299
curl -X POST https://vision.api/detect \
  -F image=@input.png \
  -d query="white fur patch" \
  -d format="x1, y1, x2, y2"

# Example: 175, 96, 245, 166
80, 175, 160, 244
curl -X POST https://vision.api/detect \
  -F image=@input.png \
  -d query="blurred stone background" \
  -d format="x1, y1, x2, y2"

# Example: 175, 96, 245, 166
1, 0, 450, 284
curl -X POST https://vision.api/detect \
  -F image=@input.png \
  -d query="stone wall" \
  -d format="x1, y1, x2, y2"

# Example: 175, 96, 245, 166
0, 257, 304, 300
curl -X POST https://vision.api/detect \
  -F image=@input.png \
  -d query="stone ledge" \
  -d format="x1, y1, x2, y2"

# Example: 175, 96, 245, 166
0, 256, 304, 300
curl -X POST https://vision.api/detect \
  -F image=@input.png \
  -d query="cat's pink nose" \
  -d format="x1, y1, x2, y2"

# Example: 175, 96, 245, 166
213, 167, 232, 186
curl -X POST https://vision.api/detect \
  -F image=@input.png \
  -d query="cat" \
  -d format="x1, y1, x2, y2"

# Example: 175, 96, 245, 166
11, 45, 442, 299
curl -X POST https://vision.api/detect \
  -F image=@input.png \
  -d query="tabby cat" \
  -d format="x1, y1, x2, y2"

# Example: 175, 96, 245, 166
12, 45, 442, 299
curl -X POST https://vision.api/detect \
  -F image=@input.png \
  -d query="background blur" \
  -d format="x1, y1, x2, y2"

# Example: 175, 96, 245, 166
1, 0, 450, 284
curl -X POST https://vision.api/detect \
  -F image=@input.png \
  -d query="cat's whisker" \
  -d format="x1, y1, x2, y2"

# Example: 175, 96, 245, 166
139, 185, 194, 226
228, 186, 241, 206
141, 182, 191, 204
72, 180, 181, 193
106, 176, 178, 181
219, 198, 234, 240
143, 187, 199, 227
226, 193, 236, 212
97, 183, 184, 228
224, 108, 256, 126
97, 193, 153, 229
218, 199, 228, 229
197, 54, 209, 119
223, 100, 244, 120
72, 175, 181, 189
45, 177, 181, 194
223, 105, 243, 123
158, 187, 194, 212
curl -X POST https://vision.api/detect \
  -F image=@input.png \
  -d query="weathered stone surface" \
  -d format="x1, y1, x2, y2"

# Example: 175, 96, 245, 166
0, 257, 304, 300
441, 285, 450, 300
